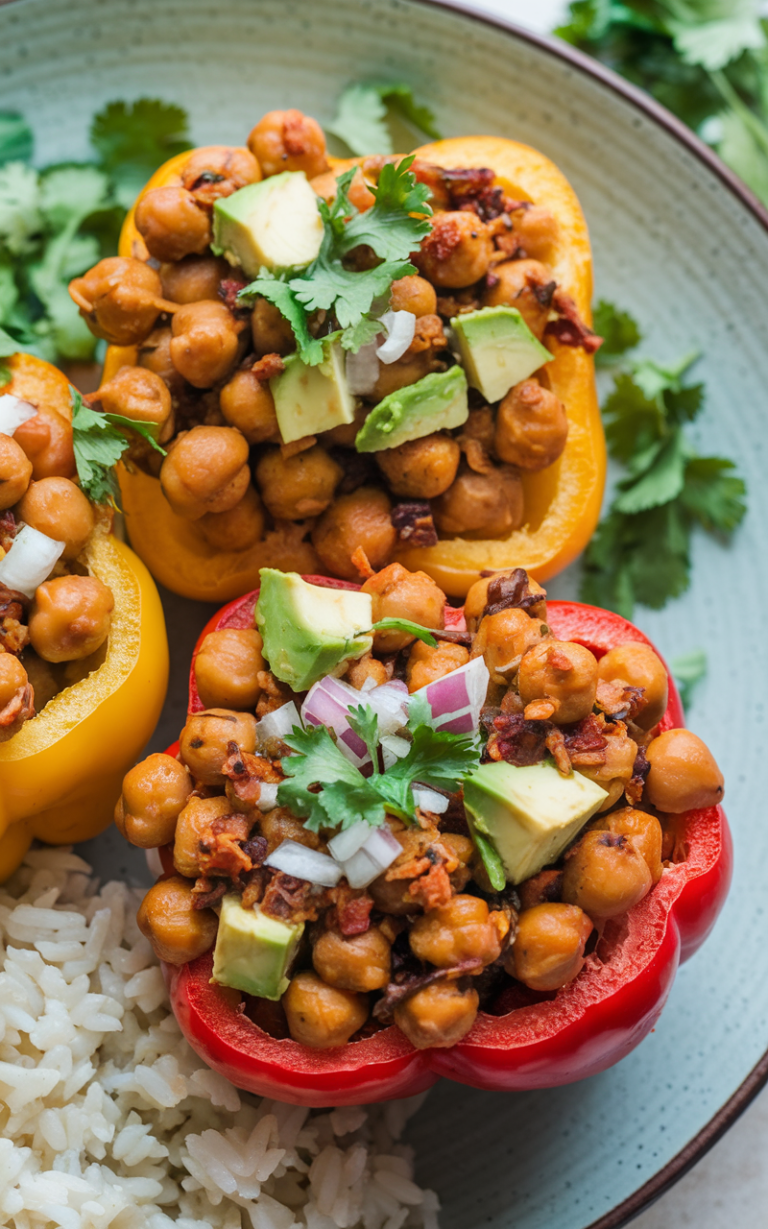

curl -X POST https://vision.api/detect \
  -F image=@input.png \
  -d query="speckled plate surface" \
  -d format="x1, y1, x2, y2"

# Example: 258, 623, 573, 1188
3, 0, 767, 1225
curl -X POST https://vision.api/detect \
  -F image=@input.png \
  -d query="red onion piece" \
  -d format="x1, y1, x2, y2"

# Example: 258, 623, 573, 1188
375, 311, 416, 364
301, 676, 370, 767
415, 655, 490, 735
264, 840, 343, 887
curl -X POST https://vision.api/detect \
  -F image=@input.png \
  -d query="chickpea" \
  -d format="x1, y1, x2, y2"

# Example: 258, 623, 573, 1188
495, 379, 568, 470
254, 445, 341, 521
598, 643, 669, 730
138, 326, 185, 396
394, 980, 479, 1049
194, 628, 264, 710
170, 301, 241, 388
510, 204, 560, 263
251, 298, 296, 358
96, 366, 173, 443
409, 894, 502, 969
160, 425, 250, 520
283, 970, 368, 1048
69, 257, 171, 346
198, 484, 266, 551
508, 903, 593, 992
29, 575, 113, 663
376, 434, 461, 499
389, 275, 437, 317
482, 259, 555, 340
464, 570, 547, 632
311, 166, 374, 212
137, 876, 218, 965
172, 795, 234, 877
259, 806, 323, 854
407, 639, 469, 693
592, 807, 663, 884
180, 145, 262, 206
645, 729, 724, 813
16, 477, 94, 560
413, 210, 494, 288
471, 607, 547, 680
14, 407, 76, 481
313, 926, 391, 992
220, 369, 279, 444
161, 255, 229, 304
578, 725, 639, 811
179, 708, 257, 786
0, 653, 29, 716
361, 562, 446, 653
345, 653, 389, 690
115, 753, 193, 848
563, 830, 653, 920
312, 487, 396, 580
0, 434, 33, 509
369, 351, 435, 403
134, 186, 212, 262
518, 639, 598, 724
248, 109, 329, 180
432, 465, 524, 539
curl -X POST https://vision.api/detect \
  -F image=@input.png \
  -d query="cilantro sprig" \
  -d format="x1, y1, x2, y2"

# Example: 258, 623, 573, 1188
238, 158, 432, 364
579, 302, 747, 617
71, 387, 166, 506
329, 83, 441, 157
277, 698, 479, 832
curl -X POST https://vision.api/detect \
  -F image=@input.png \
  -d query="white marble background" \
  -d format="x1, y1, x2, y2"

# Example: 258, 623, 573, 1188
469, 0, 768, 1224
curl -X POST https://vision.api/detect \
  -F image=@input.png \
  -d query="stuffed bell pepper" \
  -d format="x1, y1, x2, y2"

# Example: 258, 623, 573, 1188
0, 352, 168, 879
118, 563, 731, 1106
69, 108, 605, 601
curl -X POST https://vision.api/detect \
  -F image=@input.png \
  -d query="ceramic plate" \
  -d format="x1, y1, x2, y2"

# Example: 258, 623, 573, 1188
2, 0, 767, 1225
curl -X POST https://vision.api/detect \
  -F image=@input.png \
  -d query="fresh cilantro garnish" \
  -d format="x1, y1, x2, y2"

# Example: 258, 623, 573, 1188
90, 99, 191, 210
671, 648, 707, 709
470, 829, 506, 892
71, 387, 166, 506
579, 303, 747, 617
238, 159, 431, 364
369, 618, 437, 647
329, 83, 441, 156
277, 700, 479, 832
592, 298, 642, 367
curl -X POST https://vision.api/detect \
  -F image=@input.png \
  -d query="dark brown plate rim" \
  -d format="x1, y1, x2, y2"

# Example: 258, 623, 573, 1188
2, 0, 766, 1222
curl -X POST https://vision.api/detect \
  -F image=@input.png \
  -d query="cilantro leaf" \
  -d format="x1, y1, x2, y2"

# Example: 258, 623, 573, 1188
238, 273, 324, 365
613, 429, 688, 514
592, 299, 641, 365
289, 255, 414, 327
602, 371, 665, 464
329, 83, 441, 157
679, 455, 747, 532
90, 99, 191, 210
470, 829, 506, 892
0, 162, 42, 256
341, 156, 432, 261
340, 315, 381, 352
671, 648, 707, 709
347, 705, 381, 770
669, 14, 764, 72
71, 388, 165, 505
376, 720, 480, 822
0, 113, 33, 166
277, 723, 384, 831
369, 618, 437, 646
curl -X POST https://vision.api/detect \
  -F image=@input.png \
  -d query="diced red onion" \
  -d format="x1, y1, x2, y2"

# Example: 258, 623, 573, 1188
376, 311, 416, 363
264, 839, 343, 887
381, 733, 410, 769
327, 820, 371, 862
256, 782, 279, 812
0, 524, 65, 598
0, 394, 37, 436
412, 786, 450, 814
256, 701, 301, 747
345, 340, 381, 395
339, 825, 401, 889
301, 675, 370, 767
415, 655, 490, 735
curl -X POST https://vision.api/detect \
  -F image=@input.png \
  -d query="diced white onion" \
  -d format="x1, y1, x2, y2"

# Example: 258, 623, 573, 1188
256, 782, 279, 812
265, 839, 343, 887
256, 701, 301, 748
327, 820, 371, 862
345, 340, 381, 395
412, 786, 450, 815
414, 655, 490, 736
360, 676, 378, 693
145, 848, 164, 878
376, 311, 416, 363
364, 680, 410, 736
0, 524, 65, 599
339, 826, 401, 889
381, 733, 411, 770
0, 394, 37, 436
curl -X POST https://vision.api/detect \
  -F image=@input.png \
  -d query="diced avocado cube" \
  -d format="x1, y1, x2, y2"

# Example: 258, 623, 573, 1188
355, 366, 468, 453
255, 568, 374, 691
270, 338, 355, 444
212, 171, 323, 278
212, 895, 304, 1001
451, 306, 552, 404
463, 760, 608, 885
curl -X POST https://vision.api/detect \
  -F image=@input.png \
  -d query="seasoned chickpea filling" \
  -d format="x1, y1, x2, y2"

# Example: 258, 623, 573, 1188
121, 564, 724, 1052
70, 108, 601, 583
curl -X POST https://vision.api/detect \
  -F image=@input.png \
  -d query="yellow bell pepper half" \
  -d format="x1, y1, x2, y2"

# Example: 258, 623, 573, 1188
0, 355, 169, 880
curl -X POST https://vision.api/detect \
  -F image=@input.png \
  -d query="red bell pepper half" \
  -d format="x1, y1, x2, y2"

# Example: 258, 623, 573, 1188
163, 579, 732, 1107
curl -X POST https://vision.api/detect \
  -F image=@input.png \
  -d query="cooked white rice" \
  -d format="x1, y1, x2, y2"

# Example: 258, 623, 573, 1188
0, 847, 440, 1229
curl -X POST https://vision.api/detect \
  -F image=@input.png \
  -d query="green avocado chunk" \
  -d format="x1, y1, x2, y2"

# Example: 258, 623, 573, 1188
463, 760, 608, 885
451, 306, 552, 404
212, 895, 304, 1001
211, 171, 323, 279
255, 568, 374, 691
355, 365, 468, 453
270, 336, 355, 444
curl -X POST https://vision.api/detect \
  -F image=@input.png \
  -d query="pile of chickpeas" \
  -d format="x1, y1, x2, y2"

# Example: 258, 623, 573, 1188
119, 562, 724, 1051
68, 108, 575, 581
0, 412, 114, 737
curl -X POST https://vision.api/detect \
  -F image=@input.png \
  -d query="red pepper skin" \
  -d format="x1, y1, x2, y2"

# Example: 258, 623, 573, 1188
165, 584, 731, 1105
